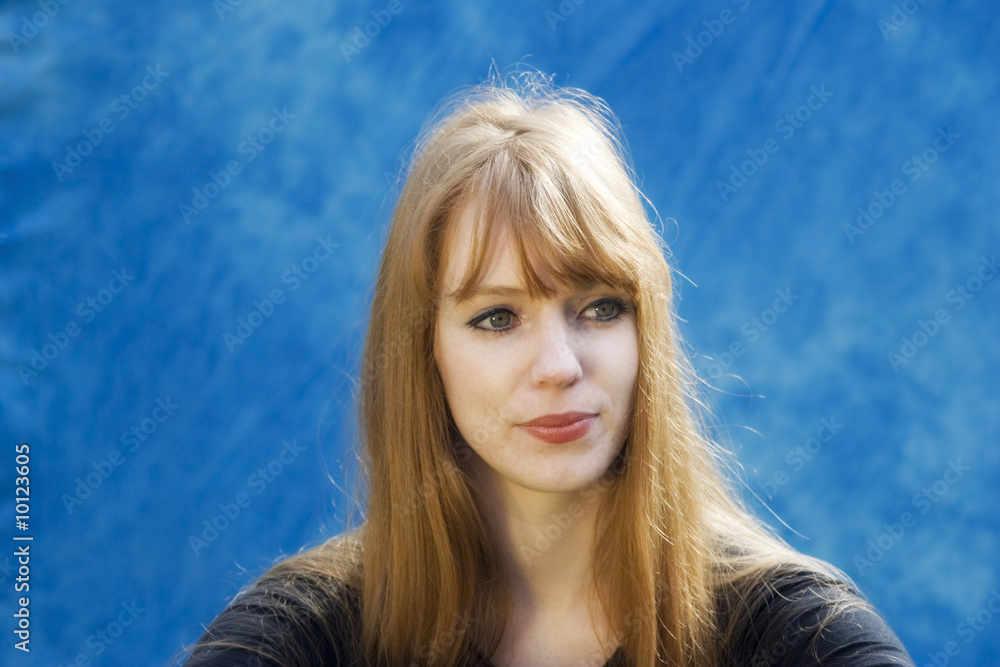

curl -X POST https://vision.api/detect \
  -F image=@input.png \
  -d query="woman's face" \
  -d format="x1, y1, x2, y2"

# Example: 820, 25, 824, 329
434, 208, 639, 497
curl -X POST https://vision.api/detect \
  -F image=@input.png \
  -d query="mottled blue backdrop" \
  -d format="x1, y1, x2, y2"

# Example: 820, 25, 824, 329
2, 1, 998, 665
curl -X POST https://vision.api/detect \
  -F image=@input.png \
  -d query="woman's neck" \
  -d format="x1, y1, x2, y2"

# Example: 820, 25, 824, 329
470, 457, 618, 665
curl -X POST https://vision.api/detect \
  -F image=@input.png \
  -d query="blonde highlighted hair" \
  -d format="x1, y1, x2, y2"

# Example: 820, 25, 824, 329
199, 73, 864, 666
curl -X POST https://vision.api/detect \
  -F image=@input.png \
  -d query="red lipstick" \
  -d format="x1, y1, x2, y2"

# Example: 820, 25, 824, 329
520, 412, 596, 444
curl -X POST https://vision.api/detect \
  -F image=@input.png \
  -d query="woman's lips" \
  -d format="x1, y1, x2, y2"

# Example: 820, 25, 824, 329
520, 412, 597, 444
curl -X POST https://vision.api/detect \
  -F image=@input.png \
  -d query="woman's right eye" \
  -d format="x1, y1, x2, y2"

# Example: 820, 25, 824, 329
468, 308, 516, 334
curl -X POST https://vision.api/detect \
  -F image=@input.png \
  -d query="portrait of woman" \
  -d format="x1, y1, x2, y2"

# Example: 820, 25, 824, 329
8, 3, 997, 666
183, 77, 914, 666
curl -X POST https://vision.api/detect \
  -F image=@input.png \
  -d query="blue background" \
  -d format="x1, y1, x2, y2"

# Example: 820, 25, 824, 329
2, 1, 998, 665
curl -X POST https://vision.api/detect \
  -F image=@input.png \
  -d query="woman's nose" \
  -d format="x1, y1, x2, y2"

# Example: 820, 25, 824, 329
529, 315, 583, 388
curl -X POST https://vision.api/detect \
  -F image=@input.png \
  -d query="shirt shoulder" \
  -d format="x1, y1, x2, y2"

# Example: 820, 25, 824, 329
184, 576, 362, 667
721, 569, 915, 667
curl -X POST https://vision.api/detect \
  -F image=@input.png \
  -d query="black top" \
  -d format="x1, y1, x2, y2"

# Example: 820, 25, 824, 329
185, 570, 914, 666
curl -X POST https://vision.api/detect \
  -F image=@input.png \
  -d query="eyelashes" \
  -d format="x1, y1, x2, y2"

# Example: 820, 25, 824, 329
468, 307, 516, 333
466, 297, 631, 335
583, 298, 628, 322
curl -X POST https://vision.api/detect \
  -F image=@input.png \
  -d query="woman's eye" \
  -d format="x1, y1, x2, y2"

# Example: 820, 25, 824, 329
486, 311, 512, 328
469, 308, 516, 333
583, 298, 625, 322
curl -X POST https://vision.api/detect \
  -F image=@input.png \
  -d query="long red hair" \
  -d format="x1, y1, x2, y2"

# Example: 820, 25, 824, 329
214, 74, 865, 667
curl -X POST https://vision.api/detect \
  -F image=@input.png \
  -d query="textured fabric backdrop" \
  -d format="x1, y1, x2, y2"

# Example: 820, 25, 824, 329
2, 1, 998, 665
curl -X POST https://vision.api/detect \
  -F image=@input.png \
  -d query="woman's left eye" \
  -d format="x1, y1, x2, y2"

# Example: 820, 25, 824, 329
468, 307, 517, 334
582, 298, 626, 322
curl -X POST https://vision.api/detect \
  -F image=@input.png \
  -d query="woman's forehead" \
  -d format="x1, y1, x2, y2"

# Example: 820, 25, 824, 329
439, 207, 535, 297
439, 205, 613, 305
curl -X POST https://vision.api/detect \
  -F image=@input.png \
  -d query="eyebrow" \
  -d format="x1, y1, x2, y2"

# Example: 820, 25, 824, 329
445, 284, 530, 304
446, 278, 607, 305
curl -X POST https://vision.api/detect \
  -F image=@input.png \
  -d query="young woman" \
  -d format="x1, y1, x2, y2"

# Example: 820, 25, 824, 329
185, 76, 914, 666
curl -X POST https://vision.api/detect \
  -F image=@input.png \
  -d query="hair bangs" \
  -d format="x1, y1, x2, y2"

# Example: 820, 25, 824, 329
447, 140, 643, 303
